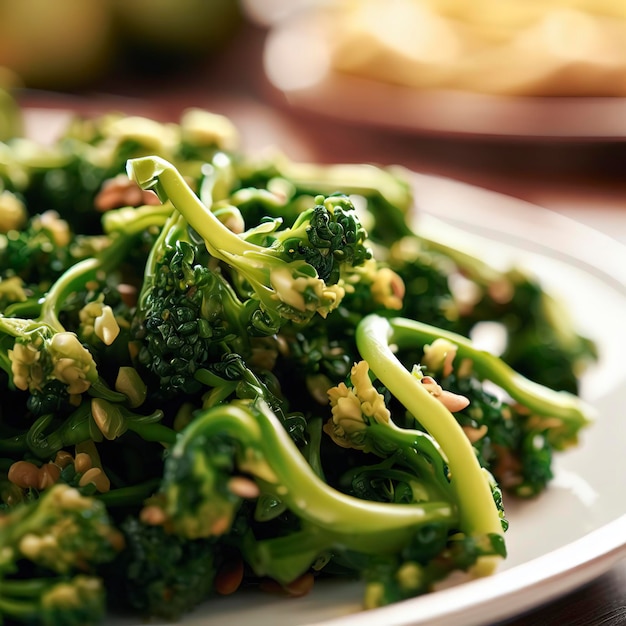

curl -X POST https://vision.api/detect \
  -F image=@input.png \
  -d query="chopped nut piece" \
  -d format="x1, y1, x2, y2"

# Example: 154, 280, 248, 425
227, 476, 260, 499
73, 452, 93, 474
94, 174, 160, 212
38, 463, 61, 489
140, 505, 168, 526
214, 556, 245, 596
8, 460, 40, 489
78, 467, 111, 493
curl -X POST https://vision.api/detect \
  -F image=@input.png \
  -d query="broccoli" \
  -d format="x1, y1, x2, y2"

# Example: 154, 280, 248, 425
126, 154, 373, 405
356, 316, 595, 498
0, 102, 600, 624
0, 108, 235, 236
0, 483, 123, 626
130, 209, 251, 400
112, 516, 219, 621
127, 155, 371, 334
147, 332, 511, 605
8, 399, 171, 463
153, 398, 467, 588
389, 221, 598, 395
0, 575, 106, 626
0, 199, 77, 298
0, 201, 172, 408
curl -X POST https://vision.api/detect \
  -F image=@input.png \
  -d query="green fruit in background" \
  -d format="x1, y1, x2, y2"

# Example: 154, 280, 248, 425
0, 0, 242, 90
0, 88, 22, 140
0, 68, 22, 139
0, 0, 114, 89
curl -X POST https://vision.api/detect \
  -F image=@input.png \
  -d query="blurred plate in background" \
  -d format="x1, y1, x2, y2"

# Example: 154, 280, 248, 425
262, 7, 626, 142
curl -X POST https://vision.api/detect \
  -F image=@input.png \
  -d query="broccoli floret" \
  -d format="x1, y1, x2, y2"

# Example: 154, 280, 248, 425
113, 516, 218, 621
0, 574, 107, 626
384, 318, 593, 449
0, 484, 123, 626
359, 531, 506, 609
246, 193, 372, 285
348, 328, 507, 563
131, 211, 251, 400
435, 369, 556, 498
0, 201, 172, 408
0, 200, 78, 295
2, 322, 99, 398
412, 231, 598, 395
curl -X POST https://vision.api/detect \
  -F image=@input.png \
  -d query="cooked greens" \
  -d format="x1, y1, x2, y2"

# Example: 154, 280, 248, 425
0, 95, 596, 624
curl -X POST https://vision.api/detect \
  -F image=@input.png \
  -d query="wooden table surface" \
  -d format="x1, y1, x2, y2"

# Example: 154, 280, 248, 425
17, 15, 626, 626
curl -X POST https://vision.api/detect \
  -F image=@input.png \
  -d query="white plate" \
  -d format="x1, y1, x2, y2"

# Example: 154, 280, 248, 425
108, 174, 626, 625
262, 9, 626, 142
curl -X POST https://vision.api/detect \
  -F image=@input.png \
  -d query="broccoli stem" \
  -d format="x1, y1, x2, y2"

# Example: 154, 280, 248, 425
126, 422, 177, 445
127, 155, 250, 259
356, 314, 505, 569
173, 399, 456, 547
365, 422, 452, 498
135, 209, 184, 313
303, 416, 325, 480
40, 208, 170, 332
219, 404, 458, 584
26, 409, 98, 459
24, 403, 175, 459
0, 592, 36, 621
386, 316, 594, 427
416, 228, 506, 286
267, 156, 415, 239
96, 478, 161, 507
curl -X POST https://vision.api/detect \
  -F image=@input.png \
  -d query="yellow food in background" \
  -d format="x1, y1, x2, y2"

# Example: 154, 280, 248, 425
328, 0, 626, 96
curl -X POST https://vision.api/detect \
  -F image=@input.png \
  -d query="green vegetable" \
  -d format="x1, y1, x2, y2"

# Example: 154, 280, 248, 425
128, 154, 371, 331
113, 516, 218, 621
0, 91, 597, 624
156, 396, 506, 601
0, 484, 122, 626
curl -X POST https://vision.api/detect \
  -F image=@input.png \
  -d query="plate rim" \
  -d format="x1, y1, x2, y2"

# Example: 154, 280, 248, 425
312, 513, 626, 626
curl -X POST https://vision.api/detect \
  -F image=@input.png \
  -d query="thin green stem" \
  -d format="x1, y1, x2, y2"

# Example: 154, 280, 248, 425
127, 422, 177, 446
0, 594, 36, 619
96, 479, 161, 507
356, 314, 505, 554
127, 155, 252, 259
387, 316, 594, 425
176, 400, 456, 544
40, 206, 171, 331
